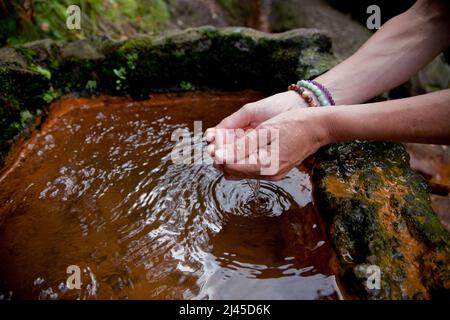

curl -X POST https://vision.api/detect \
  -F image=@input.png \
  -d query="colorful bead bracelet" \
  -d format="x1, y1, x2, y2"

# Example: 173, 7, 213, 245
308, 80, 335, 106
288, 84, 318, 107
288, 80, 334, 107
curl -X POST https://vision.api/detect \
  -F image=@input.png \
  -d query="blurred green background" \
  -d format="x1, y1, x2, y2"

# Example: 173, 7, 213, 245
1, 0, 417, 46
0, 0, 171, 45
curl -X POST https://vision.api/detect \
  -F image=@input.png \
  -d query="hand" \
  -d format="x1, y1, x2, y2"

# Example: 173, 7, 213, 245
205, 91, 308, 157
209, 107, 332, 180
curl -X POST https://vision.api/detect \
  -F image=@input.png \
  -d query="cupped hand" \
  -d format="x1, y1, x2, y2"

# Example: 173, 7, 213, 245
209, 107, 332, 180
205, 91, 308, 157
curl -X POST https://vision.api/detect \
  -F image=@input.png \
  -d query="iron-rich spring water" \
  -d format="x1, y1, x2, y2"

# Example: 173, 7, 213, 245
0, 91, 342, 299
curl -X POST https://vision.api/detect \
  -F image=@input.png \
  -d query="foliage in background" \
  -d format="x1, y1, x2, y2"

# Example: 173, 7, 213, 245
0, 0, 170, 45
215, 0, 251, 24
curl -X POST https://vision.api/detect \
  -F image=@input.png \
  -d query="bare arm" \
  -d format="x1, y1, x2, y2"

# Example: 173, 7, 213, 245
322, 89, 450, 145
316, 0, 450, 105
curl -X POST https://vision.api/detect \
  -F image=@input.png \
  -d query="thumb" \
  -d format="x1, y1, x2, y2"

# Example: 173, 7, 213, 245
216, 103, 255, 129
215, 128, 270, 164
205, 103, 254, 144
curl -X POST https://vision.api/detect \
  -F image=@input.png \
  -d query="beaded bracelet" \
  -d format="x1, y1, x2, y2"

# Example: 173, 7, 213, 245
288, 84, 318, 107
288, 80, 334, 107
308, 80, 335, 106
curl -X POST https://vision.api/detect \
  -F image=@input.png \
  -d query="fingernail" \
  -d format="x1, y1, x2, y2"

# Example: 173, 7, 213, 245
207, 144, 215, 156
205, 129, 215, 142
215, 149, 225, 162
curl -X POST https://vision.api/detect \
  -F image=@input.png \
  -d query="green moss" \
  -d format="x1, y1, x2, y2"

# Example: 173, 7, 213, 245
42, 87, 61, 104
136, 0, 170, 30
85, 80, 97, 93
125, 52, 138, 70
15, 47, 37, 64
297, 47, 337, 79
2, 0, 170, 45
27, 64, 51, 80
180, 81, 193, 91
51, 57, 98, 93
0, 54, 51, 151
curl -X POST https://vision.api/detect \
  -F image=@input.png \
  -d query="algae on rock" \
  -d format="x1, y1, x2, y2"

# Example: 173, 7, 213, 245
313, 141, 450, 299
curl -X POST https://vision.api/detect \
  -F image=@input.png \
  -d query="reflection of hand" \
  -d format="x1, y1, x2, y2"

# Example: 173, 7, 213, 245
208, 107, 331, 181
205, 91, 308, 157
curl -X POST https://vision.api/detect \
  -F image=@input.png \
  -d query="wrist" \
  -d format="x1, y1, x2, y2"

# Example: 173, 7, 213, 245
314, 74, 355, 106
284, 90, 311, 109
293, 107, 336, 149
320, 105, 369, 144
313, 108, 336, 147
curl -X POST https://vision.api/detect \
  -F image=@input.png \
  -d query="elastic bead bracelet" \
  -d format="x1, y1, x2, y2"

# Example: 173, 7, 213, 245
308, 80, 335, 106
288, 80, 334, 107
288, 84, 318, 107
297, 80, 331, 106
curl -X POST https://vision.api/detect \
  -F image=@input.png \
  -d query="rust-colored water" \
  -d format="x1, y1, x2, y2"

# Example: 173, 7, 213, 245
0, 91, 341, 300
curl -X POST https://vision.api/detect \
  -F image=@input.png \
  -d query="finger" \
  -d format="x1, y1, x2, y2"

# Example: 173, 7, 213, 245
223, 169, 287, 181
223, 164, 288, 181
215, 129, 263, 164
223, 174, 243, 181
205, 125, 241, 145
260, 172, 287, 181
207, 144, 215, 157
221, 158, 262, 178
213, 162, 224, 172
213, 127, 239, 153
216, 104, 254, 129
222, 144, 287, 180
234, 129, 260, 163
205, 128, 216, 143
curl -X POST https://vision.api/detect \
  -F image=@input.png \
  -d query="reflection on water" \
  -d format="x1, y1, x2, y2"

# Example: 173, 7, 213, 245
0, 91, 341, 300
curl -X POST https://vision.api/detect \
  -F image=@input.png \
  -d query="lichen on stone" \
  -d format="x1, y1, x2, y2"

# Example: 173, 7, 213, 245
313, 141, 450, 299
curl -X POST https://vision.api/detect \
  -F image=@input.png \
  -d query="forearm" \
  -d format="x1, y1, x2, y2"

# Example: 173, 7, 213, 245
315, 0, 450, 105
321, 89, 450, 145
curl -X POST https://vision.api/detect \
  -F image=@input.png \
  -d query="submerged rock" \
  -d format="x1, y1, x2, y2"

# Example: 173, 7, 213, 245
313, 141, 450, 299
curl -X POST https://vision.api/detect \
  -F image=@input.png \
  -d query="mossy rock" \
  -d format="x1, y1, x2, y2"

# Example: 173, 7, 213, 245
313, 141, 450, 299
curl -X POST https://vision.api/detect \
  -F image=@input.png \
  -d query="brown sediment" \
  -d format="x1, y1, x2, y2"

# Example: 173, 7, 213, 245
323, 176, 355, 199
0, 91, 341, 300
338, 167, 429, 297
374, 198, 429, 299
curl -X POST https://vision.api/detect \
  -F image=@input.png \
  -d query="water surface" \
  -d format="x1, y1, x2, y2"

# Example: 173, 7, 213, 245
0, 91, 341, 299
